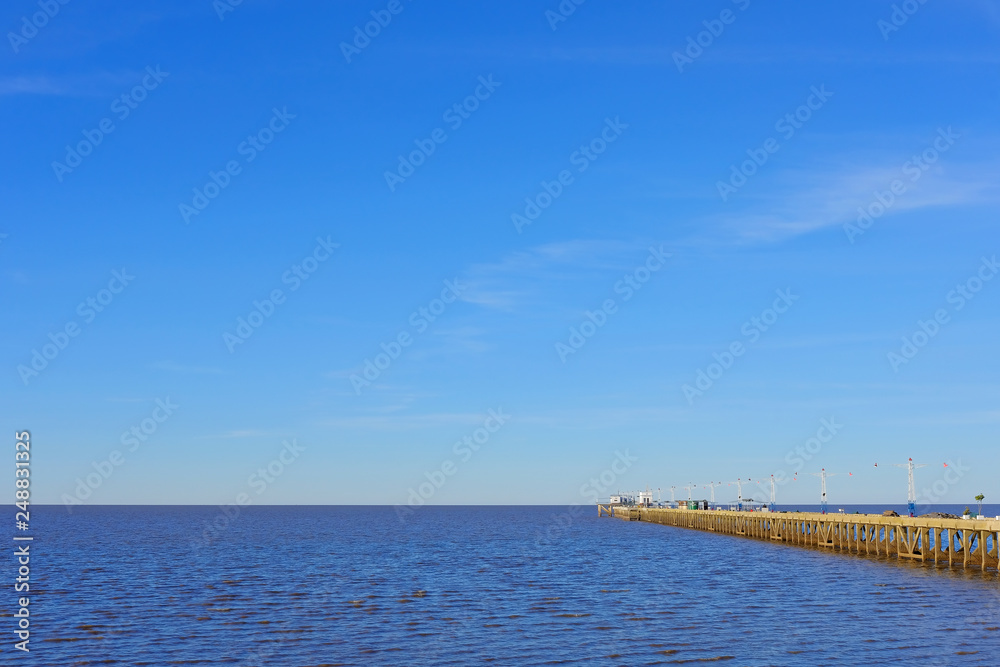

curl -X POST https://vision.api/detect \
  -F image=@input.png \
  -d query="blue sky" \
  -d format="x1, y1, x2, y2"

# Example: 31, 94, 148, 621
2, 0, 998, 508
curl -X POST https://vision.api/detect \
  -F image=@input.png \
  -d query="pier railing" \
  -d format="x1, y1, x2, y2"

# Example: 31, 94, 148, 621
603, 506, 1000, 573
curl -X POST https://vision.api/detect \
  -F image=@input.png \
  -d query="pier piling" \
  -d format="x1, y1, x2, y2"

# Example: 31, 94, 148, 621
603, 506, 1000, 574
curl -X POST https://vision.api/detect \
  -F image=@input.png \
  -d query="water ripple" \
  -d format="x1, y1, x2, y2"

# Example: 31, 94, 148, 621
24, 506, 1000, 665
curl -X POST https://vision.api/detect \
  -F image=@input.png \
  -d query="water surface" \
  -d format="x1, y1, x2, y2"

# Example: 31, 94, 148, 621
20, 506, 1000, 665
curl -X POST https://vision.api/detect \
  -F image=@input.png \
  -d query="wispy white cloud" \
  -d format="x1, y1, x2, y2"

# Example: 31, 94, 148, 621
199, 429, 288, 439
513, 405, 691, 428
420, 42, 1000, 68
151, 361, 225, 375
461, 239, 654, 312
0, 77, 69, 96
219, 429, 274, 438
713, 159, 1000, 244
324, 368, 358, 380
318, 411, 498, 431
631, 332, 898, 353
881, 410, 1000, 427
427, 326, 492, 354
0, 70, 154, 97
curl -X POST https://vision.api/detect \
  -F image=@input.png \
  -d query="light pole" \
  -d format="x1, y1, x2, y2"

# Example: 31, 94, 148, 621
706, 482, 722, 505
805, 469, 852, 514
889, 458, 927, 517
751, 476, 777, 512
807, 469, 830, 514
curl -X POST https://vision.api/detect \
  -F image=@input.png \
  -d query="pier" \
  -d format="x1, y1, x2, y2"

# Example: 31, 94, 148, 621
604, 506, 1000, 573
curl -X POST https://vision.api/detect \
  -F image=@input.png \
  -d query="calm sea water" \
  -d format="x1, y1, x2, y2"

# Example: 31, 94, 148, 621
12, 505, 1000, 665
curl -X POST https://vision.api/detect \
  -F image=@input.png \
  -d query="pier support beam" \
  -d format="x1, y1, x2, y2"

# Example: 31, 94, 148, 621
601, 507, 1000, 576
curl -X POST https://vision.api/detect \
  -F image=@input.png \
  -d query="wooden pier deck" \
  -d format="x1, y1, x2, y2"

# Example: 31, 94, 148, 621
604, 506, 1000, 573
